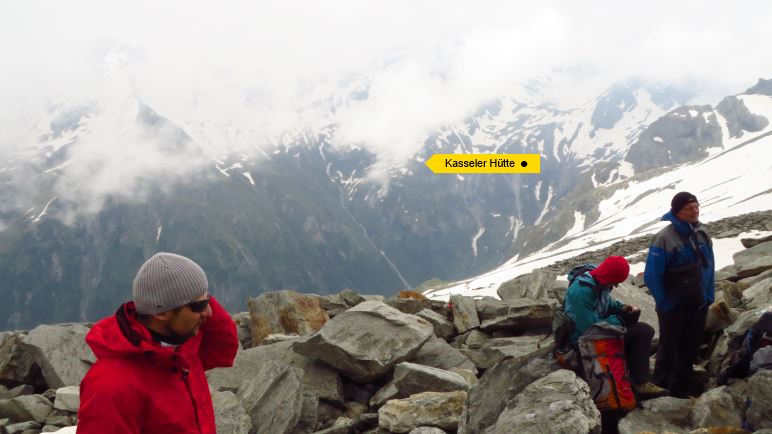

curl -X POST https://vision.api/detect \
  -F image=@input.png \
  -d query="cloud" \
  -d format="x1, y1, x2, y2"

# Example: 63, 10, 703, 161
1, 0, 771, 213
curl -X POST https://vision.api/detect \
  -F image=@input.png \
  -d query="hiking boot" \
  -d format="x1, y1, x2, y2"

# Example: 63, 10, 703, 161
633, 382, 668, 398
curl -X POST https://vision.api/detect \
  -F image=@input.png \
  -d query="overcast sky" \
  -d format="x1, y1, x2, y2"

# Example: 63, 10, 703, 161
1, 1, 771, 212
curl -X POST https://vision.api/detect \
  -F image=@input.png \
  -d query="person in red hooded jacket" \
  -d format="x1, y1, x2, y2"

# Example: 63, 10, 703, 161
564, 256, 667, 398
77, 252, 239, 434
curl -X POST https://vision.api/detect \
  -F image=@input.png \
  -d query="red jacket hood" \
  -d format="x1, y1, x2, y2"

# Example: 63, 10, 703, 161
86, 301, 198, 370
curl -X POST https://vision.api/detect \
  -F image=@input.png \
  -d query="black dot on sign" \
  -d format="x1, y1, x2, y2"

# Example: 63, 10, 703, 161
521, 161, 528, 167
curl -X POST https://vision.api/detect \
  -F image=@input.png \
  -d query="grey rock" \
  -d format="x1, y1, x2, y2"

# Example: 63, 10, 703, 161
408, 428, 446, 434
19, 323, 95, 388
690, 386, 742, 428
462, 330, 490, 350
496, 269, 557, 301
208, 341, 343, 404
313, 416, 354, 434
231, 312, 252, 349
6, 386, 34, 399
43, 409, 75, 427
460, 335, 551, 371
378, 391, 467, 433
212, 390, 252, 434
475, 298, 553, 333
5, 421, 42, 434
353, 413, 379, 431
293, 301, 434, 383
387, 298, 431, 315
458, 356, 558, 434
0, 394, 53, 423
747, 370, 772, 431
716, 95, 769, 138
0, 333, 39, 389
0, 385, 7, 400
733, 241, 772, 279
742, 276, 772, 310
236, 360, 304, 434
742, 234, 772, 248
295, 390, 320, 432
316, 294, 350, 318
263, 333, 301, 345
414, 310, 454, 340
345, 401, 368, 422
370, 381, 399, 408
340, 289, 367, 307
408, 336, 477, 374
738, 268, 772, 289
247, 290, 330, 346
393, 362, 470, 396
52, 387, 78, 413
715, 270, 734, 282
450, 295, 480, 334
618, 396, 692, 434
489, 369, 601, 434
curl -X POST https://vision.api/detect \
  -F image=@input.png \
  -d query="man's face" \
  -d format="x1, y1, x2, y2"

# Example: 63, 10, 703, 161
676, 202, 700, 224
164, 294, 212, 338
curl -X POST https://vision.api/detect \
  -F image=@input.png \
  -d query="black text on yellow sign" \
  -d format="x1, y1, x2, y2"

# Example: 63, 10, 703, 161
425, 154, 541, 174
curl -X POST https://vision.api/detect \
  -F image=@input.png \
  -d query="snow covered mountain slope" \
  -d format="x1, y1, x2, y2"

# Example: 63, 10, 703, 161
426, 117, 772, 299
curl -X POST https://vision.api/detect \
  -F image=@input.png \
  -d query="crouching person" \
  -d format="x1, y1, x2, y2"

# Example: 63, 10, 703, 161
77, 252, 239, 434
564, 256, 667, 399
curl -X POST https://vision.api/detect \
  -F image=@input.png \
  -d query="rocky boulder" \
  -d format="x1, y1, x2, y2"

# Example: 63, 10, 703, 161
475, 299, 553, 333
618, 396, 693, 434
378, 391, 467, 433
207, 341, 343, 404
733, 240, 772, 279
247, 290, 329, 346
496, 269, 558, 301
392, 362, 470, 396
408, 336, 477, 374
458, 356, 558, 434
293, 301, 434, 383
415, 310, 454, 340
741, 276, 772, 310
488, 369, 601, 434
212, 390, 252, 434
450, 295, 480, 334
236, 360, 304, 434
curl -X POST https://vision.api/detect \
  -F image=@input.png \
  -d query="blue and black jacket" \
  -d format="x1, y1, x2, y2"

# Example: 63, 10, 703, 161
643, 211, 715, 312
564, 272, 625, 345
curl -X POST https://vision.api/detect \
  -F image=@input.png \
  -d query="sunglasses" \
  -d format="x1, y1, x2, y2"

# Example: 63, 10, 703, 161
186, 295, 211, 313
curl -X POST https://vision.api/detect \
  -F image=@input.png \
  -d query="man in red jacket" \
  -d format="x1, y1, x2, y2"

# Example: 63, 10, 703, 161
77, 252, 239, 434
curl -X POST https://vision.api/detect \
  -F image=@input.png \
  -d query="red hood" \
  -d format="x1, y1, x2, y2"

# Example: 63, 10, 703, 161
86, 302, 198, 370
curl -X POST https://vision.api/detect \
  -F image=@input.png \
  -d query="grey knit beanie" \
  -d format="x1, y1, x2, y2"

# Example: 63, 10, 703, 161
132, 252, 209, 315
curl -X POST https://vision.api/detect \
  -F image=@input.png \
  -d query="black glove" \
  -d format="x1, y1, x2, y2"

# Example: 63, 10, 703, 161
618, 309, 641, 327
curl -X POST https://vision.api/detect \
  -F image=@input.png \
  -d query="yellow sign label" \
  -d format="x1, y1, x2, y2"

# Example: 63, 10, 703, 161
425, 154, 541, 174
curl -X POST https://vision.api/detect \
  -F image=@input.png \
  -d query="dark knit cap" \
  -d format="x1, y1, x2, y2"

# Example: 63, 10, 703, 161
589, 256, 630, 285
670, 191, 698, 215
132, 252, 209, 315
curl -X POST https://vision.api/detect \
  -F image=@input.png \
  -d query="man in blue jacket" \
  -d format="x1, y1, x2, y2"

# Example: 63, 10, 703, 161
565, 256, 666, 397
644, 192, 715, 398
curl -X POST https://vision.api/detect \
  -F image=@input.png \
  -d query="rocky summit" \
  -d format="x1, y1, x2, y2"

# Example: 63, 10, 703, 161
1, 236, 771, 434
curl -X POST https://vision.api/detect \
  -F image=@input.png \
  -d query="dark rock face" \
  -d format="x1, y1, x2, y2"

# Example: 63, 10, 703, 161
745, 78, 772, 96
626, 105, 722, 173
717, 95, 769, 138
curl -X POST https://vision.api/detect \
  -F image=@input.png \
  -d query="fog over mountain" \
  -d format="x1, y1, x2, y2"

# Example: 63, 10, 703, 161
1, 1, 771, 329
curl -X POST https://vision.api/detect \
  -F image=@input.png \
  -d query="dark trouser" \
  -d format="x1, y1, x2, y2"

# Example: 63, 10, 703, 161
624, 322, 655, 385
653, 307, 708, 397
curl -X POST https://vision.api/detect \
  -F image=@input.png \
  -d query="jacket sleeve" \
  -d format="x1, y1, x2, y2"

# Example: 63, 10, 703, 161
198, 295, 239, 371
705, 237, 716, 305
77, 367, 143, 434
644, 238, 669, 309
607, 298, 625, 314
566, 284, 623, 336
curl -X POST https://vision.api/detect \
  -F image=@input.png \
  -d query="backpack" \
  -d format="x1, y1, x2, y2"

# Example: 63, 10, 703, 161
578, 322, 636, 412
719, 310, 772, 383
551, 264, 598, 370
